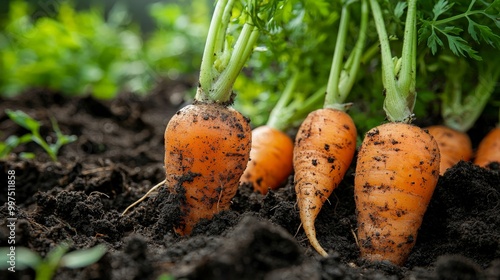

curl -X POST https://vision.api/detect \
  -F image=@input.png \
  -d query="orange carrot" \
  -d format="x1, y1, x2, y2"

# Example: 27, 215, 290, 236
355, 123, 440, 265
294, 109, 357, 256
426, 125, 472, 175
354, 0, 441, 265
474, 127, 500, 168
293, 1, 367, 256
165, 103, 251, 235
162, 0, 265, 235
240, 125, 294, 194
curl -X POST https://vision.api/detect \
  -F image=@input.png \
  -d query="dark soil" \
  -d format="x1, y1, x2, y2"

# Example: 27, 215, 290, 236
0, 85, 499, 280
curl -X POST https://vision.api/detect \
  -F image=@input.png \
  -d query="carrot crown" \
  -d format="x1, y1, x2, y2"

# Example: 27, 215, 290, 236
196, 0, 259, 103
370, 0, 417, 123
324, 0, 368, 111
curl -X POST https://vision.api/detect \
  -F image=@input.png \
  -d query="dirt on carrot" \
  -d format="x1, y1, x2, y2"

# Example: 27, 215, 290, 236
164, 102, 251, 235
354, 122, 440, 266
0, 90, 499, 280
293, 108, 357, 257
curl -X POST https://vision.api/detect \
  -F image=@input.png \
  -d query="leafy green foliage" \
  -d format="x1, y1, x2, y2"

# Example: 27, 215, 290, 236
143, 0, 209, 80
418, 0, 500, 60
0, 243, 107, 280
0, 1, 211, 100
0, 109, 77, 161
0, 1, 150, 99
233, 0, 342, 128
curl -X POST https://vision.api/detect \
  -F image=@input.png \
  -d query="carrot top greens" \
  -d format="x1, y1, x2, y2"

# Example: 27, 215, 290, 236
418, 0, 500, 61
440, 53, 500, 132
416, 0, 500, 132
370, 0, 500, 123
234, 0, 336, 130
324, 0, 368, 111
370, 0, 418, 123
196, 0, 257, 103
196, 0, 286, 104
235, 0, 370, 131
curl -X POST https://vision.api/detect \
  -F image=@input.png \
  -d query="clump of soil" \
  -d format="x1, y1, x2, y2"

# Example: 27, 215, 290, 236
0, 86, 499, 280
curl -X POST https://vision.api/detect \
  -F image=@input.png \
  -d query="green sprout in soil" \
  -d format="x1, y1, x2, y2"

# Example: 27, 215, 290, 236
156, 274, 175, 280
0, 243, 107, 280
0, 109, 77, 161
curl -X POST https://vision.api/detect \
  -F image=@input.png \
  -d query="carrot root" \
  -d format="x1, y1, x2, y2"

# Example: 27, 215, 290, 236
294, 108, 357, 256
355, 123, 440, 265
240, 126, 294, 194
426, 125, 472, 175
474, 127, 500, 168
164, 103, 251, 235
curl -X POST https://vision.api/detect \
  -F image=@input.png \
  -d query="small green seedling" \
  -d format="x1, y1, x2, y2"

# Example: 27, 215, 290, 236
0, 243, 107, 280
156, 274, 175, 280
0, 109, 77, 161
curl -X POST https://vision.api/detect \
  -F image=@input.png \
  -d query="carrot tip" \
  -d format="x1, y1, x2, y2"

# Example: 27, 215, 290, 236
303, 226, 329, 257
310, 237, 328, 257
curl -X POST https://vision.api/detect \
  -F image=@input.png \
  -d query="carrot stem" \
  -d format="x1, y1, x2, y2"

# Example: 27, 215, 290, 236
324, 5, 349, 109
339, 0, 368, 104
324, 0, 368, 111
397, 0, 417, 109
213, 0, 235, 55
369, 0, 416, 122
266, 71, 300, 131
288, 85, 327, 124
198, 0, 230, 99
196, 0, 259, 103
442, 56, 500, 132
211, 24, 259, 102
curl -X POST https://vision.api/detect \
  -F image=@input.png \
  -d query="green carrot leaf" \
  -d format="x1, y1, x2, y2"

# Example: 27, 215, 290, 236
443, 32, 481, 60
394, 2, 407, 19
427, 30, 444, 55
432, 0, 454, 21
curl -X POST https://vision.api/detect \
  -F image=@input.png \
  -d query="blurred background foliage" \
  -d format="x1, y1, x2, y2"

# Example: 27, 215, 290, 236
0, 0, 387, 136
1, 0, 497, 136
0, 0, 208, 99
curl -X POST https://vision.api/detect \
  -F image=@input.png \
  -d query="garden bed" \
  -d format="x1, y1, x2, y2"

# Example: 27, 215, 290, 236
1, 86, 499, 280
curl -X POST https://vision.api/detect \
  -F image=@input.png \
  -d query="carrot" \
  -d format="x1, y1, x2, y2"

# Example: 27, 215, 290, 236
474, 127, 500, 168
120, 2, 284, 233
294, 0, 367, 257
355, 123, 440, 265
426, 125, 472, 175
354, 0, 440, 265
294, 108, 357, 256
240, 125, 294, 194
239, 72, 324, 195
160, 0, 270, 235
165, 103, 251, 235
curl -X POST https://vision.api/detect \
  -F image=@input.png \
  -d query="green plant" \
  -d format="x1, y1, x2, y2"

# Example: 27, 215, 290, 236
144, 0, 209, 80
156, 274, 175, 280
0, 109, 77, 161
233, 0, 337, 128
418, 0, 500, 60
0, 243, 107, 280
0, 1, 150, 99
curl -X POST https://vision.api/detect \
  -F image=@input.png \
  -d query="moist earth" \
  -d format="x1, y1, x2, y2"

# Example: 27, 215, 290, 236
0, 85, 499, 280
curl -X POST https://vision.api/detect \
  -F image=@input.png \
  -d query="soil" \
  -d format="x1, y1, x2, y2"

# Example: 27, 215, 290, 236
0, 84, 499, 280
